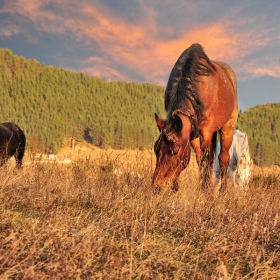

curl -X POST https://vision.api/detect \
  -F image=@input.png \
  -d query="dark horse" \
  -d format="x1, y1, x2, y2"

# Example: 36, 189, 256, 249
152, 43, 238, 192
0, 122, 26, 168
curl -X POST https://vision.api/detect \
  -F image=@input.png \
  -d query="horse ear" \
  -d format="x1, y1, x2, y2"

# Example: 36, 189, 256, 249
155, 113, 164, 131
173, 115, 183, 133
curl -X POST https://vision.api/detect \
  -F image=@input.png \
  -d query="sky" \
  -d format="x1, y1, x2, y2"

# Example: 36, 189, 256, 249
0, 0, 280, 111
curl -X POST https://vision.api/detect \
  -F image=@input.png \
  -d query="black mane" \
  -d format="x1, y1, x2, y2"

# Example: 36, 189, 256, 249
165, 43, 215, 121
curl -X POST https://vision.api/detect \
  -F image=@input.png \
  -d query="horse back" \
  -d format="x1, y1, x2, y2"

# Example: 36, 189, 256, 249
197, 60, 238, 132
212, 60, 237, 94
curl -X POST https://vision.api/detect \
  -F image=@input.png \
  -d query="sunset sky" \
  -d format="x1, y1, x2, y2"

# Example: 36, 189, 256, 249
0, 0, 280, 110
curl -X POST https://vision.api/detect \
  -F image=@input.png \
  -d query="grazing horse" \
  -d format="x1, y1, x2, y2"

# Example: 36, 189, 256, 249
152, 43, 238, 192
0, 122, 26, 168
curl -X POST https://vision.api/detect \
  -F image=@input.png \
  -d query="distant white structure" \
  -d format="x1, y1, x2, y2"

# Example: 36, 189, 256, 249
214, 130, 253, 190
48, 154, 57, 161
29, 153, 71, 165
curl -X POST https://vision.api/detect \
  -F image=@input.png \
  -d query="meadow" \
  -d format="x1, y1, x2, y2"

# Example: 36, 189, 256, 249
0, 144, 280, 279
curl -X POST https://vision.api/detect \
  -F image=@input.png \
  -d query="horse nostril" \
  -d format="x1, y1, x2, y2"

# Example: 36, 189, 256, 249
171, 148, 179, 157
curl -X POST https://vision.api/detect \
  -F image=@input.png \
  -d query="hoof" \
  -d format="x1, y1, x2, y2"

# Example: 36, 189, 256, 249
153, 185, 162, 194
171, 181, 179, 192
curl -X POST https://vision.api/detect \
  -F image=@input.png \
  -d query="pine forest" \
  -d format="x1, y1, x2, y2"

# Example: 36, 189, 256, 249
0, 48, 279, 166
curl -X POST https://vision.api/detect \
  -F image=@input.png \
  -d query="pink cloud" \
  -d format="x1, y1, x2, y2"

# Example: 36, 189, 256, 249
83, 56, 131, 81
237, 62, 280, 80
0, 26, 19, 37
81, 22, 242, 85
1, 0, 279, 83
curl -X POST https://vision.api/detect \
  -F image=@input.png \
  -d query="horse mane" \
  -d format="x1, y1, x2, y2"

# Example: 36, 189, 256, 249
166, 43, 216, 121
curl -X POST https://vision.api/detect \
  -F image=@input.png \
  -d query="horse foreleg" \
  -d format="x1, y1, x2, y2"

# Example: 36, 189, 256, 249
15, 157, 23, 168
193, 134, 215, 189
191, 137, 201, 163
0, 153, 8, 167
200, 149, 215, 189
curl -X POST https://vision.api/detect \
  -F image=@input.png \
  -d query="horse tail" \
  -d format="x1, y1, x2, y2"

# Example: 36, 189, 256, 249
211, 131, 218, 158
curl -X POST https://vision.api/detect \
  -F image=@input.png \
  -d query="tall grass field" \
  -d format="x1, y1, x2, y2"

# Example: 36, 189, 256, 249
0, 144, 280, 279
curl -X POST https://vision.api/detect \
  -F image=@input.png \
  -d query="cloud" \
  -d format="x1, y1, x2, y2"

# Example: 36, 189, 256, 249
238, 62, 280, 80
1, 0, 280, 85
0, 25, 19, 37
81, 22, 240, 85
82, 56, 131, 81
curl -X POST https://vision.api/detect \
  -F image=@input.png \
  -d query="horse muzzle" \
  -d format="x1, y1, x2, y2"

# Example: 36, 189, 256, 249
152, 181, 179, 194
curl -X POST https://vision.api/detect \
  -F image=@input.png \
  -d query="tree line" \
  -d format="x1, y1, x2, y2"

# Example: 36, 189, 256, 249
0, 48, 165, 153
236, 103, 280, 166
0, 48, 279, 166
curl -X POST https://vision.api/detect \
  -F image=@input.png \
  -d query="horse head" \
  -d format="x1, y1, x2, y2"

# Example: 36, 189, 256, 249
152, 112, 194, 192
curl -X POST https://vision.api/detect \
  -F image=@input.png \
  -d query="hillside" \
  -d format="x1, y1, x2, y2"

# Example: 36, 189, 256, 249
0, 48, 165, 153
236, 103, 280, 166
0, 48, 280, 166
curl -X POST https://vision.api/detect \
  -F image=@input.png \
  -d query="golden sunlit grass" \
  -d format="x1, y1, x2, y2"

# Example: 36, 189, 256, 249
0, 146, 280, 279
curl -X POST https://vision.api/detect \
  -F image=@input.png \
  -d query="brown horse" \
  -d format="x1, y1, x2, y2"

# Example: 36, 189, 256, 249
0, 122, 26, 168
152, 43, 238, 192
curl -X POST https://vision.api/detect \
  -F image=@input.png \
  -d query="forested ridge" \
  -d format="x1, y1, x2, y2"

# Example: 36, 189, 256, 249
0, 48, 279, 166
0, 48, 165, 153
237, 103, 280, 166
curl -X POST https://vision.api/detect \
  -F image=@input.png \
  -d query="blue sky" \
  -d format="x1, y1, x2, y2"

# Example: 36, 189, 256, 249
0, 0, 280, 111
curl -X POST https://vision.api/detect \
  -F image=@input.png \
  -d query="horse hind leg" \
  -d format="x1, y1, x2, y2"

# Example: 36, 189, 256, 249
15, 147, 25, 168
218, 127, 234, 191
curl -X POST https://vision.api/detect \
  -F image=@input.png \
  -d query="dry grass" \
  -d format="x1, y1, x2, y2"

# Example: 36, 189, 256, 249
1, 146, 280, 279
